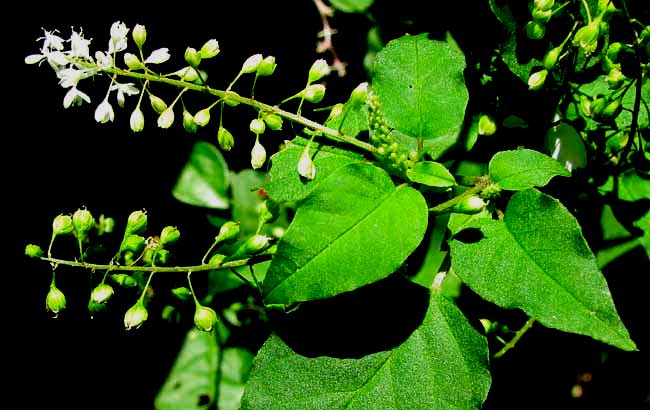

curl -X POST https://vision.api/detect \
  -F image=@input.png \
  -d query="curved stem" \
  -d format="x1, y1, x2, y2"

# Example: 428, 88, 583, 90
493, 317, 536, 359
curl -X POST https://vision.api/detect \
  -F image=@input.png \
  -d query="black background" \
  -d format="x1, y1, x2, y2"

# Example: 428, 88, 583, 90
6, 1, 649, 409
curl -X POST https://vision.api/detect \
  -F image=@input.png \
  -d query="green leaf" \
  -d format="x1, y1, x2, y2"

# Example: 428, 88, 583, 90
241, 293, 490, 410
219, 348, 255, 410
329, 0, 374, 13
411, 215, 450, 288
325, 100, 369, 138
262, 163, 428, 306
264, 137, 365, 204
172, 141, 229, 209
406, 161, 456, 187
449, 189, 637, 351
230, 169, 268, 236
372, 33, 468, 159
489, 149, 571, 190
155, 329, 219, 410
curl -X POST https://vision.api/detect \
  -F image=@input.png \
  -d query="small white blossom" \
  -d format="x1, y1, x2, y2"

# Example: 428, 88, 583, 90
94, 99, 115, 123
109, 21, 129, 54
157, 107, 175, 128
110, 82, 139, 108
251, 137, 266, 169
63, 87, 91, 108
241, 54, 263, 74
95, 51, 113, 69
69, 29, 91, 59
130, 107, 145, 132
297, 145, 316, 180
57, 67, 94, 88
40, 30, 65, 51
145, 48, 170, 64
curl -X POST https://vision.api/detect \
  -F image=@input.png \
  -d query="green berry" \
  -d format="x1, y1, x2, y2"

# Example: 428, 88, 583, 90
124, 302, 148, 330
110, 273, 138, 288
91, 283, 114, 304
160, 226, 180, 246
182, 109, 198, 134
125, 210, 147, 235
218, 127, 235, 151
52, 214, 74, 236
194, 305, 218, 332
543, 46, 562, 70
25, 244, 44, 258
216, 221, 240, 242
478, 114, 497, 136
525, 21, 546, 40
46, 285, 66, 317
528, 69, 548, 90
120, 234, 146, 253
149, 94, 168, 114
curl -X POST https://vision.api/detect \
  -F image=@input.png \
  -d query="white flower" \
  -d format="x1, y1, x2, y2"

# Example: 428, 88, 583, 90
251, 137, 266, 169
95, 51, 113, 69
94, 99, 114, 123
297, 145, 316, 180
145, 48, 170, 64
25, 29, 69, 71
110, 82, 139, 108
40, 30, 65, 52
57, 67, 94, 88
63, 87, 91, 108
157, 107, 175, 128
69, 29, 91, 59
130, 107, 145, 132
109, 21, 129, 54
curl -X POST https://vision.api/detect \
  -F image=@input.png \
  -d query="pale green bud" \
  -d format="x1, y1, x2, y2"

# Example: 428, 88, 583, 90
53, 214, 74, 236
25, 244, 44, 258
91, 283, 114, 304
184, 47, 201, 68
308, 58, 331, 83
200, 39, 220, 59
149, 94, 167, 114
241, 54, 263, 74
543, 46, 562, 70
528, 69, 548, 90
120, 234, 145, 253
526, 21, 546, 40
251, 136, 266, 169
160, 226, 180, 246
302, 84, 326, 103
46, 285, 66, 317
208, 253, 227, 265
132, 24, 147, 48
157, 107, 175, 129
218, 127, 235, 151
110, 273, 138, 288
532, 8, 552, 23
130, 107, 145, 132
194, 305, 218, 332
124, 302, 148, 330
72, 208, 94, 236
124, 53, 144, 70
257, 56, 277, 76
216, 221, 240, 242
478, 115, 497, 136
194, 108, 211, 127
249, 118, 266, 135
262, 113, 283, 130
350, 82, 369, 104
125, 210, 147, 235
183, 109, 198, 133
451, 195, 487, 214
607, 67, 625, 89
534, 0, 554, 10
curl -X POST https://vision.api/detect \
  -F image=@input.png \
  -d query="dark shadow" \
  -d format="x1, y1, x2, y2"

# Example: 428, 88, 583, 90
452, 227, 485, 244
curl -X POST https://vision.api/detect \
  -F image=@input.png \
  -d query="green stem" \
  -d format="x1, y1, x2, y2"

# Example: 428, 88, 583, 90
428, 180, 490, 213
96, 66, 376, 154
493, 317, 536, 359
139, 268, 157, 303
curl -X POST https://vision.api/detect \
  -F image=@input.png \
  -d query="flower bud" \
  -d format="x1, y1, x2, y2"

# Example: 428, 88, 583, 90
208, 253, 227, 265
602, 100, 622, 119
157, 107, 175, 129
91, 283, 114, 304
124, 53, 144, 70
97, 215, 115, 235
130, 107, 145, 132
590, 97, 606, 117
124, 302, 148, 330
125, 210, 147, 235
88, 298, 107, 315
200, 39, 220, 59
534, 0, 554, 11
542, 46, 561, 70
224, 91, 241, 107
160, 226, 180, 246
478, 114, 497, 136
241, 54, 263, 74
450, 195, 487, 214
46, 285, 66, 317
73, 208, 94, 236
174, 67, 200, 82
257, 56, 277, 76
121, 234, 146, 253
53, 214, 74, 236
527, 69, 548, 90
25, 244, 44, 258
607, 67, 625, 89
249, 118, 266, 135
263, 113, 283, 130
251, 137, 266, 169
132, 24, 147, 48
110, 273, 138, 288
607, 42, 624, 64
327, 103, 344, 122
194, 108, 211, 127
218, 127, 235, 151
149, 94, 168, 114
302, 84, 326, 103
532, 8, 552, 23
297, 145, 316, 180
180, 109, 197, 134
350, 82, 369, 104
308, 59, 331, 83
184, 47, 202, 68
216, 221, 240, 242
171, 287, 192, 302
573, 20, 600, 55
142, 248, 171, 265
525, 21, 546, 40
194, 305, 218, 332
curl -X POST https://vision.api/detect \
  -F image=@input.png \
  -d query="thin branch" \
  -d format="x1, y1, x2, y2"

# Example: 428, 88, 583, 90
493, 317, 536, 359
313, 0, 347, 77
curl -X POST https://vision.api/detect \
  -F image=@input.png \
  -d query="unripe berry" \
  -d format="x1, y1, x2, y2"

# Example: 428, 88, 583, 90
249, 118, 266, 135
200, 39, 220, 59
263, 113, 283, 130
218, 127, 235, 151
171, 287, 192, 302
194, 305, 218, 332
528, 69, 548, 90
241, 54, 263, 74
72, 208, 94, 237
91, 283, 114, 304
308, 59, 331, 83
124, 302, 148, 330
25, 244, 44, 258
121, 234, 146, 253
302, 84, 326, 103
46, 285, 66, 317
182, 109, 198, 134
132, 24, 147, 48
184, 47, 202, 68
125, 210, 147, 235
53, 214, 74, 236
257, 56, 277, 76
160, 226, 180, 246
